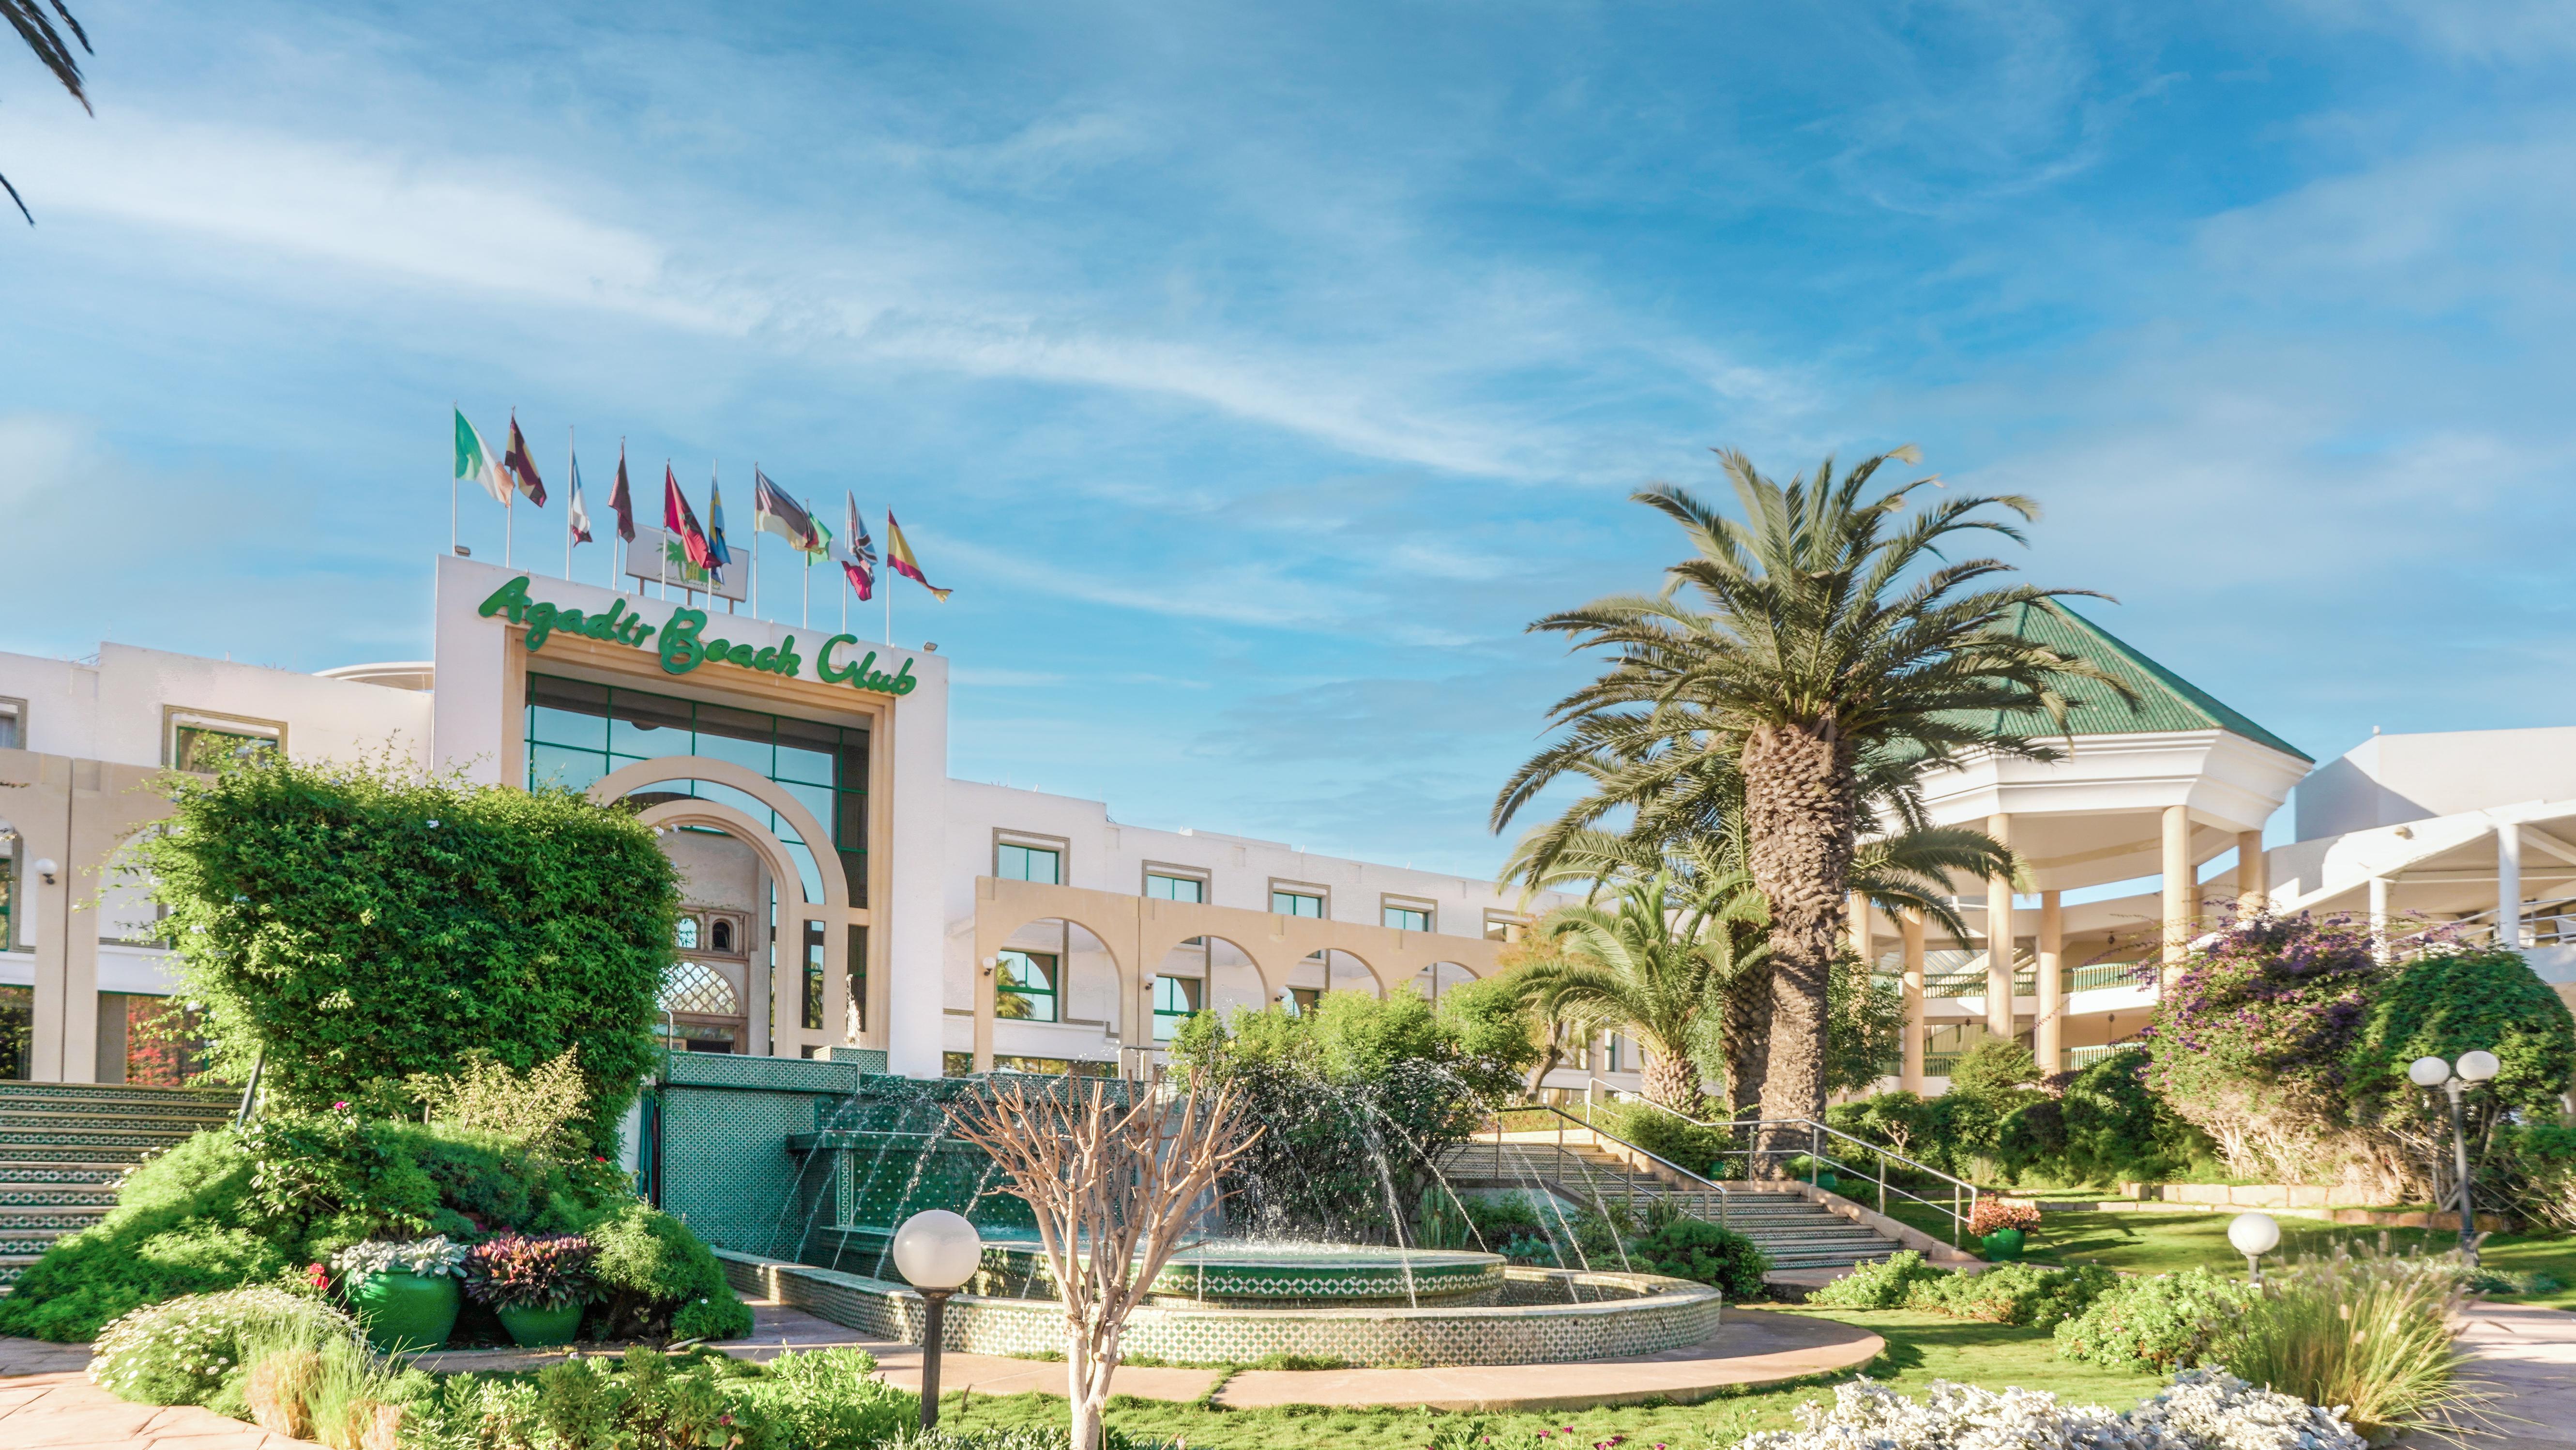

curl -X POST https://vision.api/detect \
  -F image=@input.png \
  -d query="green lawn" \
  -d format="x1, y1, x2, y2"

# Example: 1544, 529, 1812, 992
928, 1310, 2165, 1450
2007, 1209, 2576, 1309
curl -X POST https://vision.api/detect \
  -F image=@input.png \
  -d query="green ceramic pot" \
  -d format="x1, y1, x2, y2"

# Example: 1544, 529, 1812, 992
347, 1271, 461, 1354
496, 1301, 586, 1348
1982, 1227, 2026, 1261
1813, 1172, 1840, 1192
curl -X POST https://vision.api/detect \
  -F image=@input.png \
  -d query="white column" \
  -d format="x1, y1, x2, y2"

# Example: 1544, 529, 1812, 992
2160, 804, 2195, 981
2498, 822, 2524, 949
2035, 890, 2064, 1076
1900, 907, 1926, 1093
2236, 829, 2267, 917
1987, 812, 2015, 1040
1849, 891, 1873, 966
2368, 876, 2391, 961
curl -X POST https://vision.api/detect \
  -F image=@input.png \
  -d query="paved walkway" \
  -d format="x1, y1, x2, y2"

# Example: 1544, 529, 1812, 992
2442, 1300, 2576, 1450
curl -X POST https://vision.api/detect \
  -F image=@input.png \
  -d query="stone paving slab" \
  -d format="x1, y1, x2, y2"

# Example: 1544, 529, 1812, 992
0, 1371, 320, 1450
2432, 1301, 2576, 1450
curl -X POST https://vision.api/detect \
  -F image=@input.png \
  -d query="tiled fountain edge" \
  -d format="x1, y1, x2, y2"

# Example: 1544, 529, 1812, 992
715, 1251, 1725, 1367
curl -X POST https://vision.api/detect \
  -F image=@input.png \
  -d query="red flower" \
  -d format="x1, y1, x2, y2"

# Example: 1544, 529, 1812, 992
306, 1263, 331, 1292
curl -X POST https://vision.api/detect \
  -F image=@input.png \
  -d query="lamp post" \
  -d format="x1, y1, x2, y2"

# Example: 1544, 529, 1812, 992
2408, 1050, 2501, 1264
892, 1209, 983, 1430
2228, 1211, 2281, 1286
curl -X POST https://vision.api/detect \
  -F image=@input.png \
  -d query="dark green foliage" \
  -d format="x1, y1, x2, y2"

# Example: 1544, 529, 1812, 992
0, 1130, 293, 1342
2051, 1048, 2205, 1182
2346, 947, 2576, 1129
1806, 1249, 1947, 1309
1627, 1218, 1771, 1297
1906, 1260, 2116, 1327
2053, 1267, 2258, 1372
1826, 961, 1909, 1096
1997, 1096, 2067, 1172
1600, 1100, 1736, 1175
129, 754, 679, 1147
1170, 987, 1536, 1239
463, 1232, 599, 1312
1948, 1038, 2041, 1099
587, 1200, 756, 1343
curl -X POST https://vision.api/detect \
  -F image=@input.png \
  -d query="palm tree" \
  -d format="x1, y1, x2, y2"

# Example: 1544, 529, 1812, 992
1504, 447, 2128, 1154
1512, 872, 1765, 1114
6, 1, 92, 223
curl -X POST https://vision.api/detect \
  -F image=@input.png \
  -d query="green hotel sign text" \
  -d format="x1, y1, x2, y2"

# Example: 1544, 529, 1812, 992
477, 575, 917, 697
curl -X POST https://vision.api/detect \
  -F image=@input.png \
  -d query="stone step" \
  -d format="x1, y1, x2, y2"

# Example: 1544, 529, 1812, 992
0, 1186, 117, 1209
0, 1163, 132, 1186
0, 1084, 237, 1110
0, 1229, 72, 1256
0, 1209, 102, 1234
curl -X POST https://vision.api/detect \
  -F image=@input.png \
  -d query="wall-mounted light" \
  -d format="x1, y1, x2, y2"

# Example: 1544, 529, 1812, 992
33, 858, 59, 885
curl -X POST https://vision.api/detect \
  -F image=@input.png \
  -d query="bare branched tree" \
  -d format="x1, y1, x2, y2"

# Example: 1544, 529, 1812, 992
6, 0, 91, 223
945, 1079, 1258, 1450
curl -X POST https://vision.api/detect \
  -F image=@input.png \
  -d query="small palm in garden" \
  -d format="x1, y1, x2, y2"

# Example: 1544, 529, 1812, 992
1515, 873, 1763, 1113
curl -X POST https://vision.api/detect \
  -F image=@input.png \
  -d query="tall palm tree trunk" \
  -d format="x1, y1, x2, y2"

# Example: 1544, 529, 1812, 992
1639, 1047, 1703, 1115
1740, 724, 1858, 1173
1721, 959, 1772, 1118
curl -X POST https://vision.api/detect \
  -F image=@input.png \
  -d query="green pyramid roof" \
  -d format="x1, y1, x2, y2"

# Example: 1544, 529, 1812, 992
1970, 602, 2310, 763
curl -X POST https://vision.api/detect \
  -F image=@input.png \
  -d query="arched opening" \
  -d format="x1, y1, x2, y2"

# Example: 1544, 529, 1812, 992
660, 960, 744, 1054
995, 917, 1120, 1035
655, 826, 770, 1054
1284, 948, 1381, 1011
1149, 935, 1267, 1040
1407, 960, 1479, 1003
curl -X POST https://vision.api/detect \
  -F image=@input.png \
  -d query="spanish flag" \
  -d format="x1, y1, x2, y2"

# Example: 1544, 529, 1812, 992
884, 512, 950, 601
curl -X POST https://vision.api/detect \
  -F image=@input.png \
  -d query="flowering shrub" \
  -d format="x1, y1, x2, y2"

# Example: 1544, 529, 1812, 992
1806, 1250, 1947, 1310
2054, 1267, 2256, 1372
1740, 1370, 2362, 1450
462, 1232, 599, 1312
330, 1235, 469, 1289
1968, 1198, 2041, 1236
2142, 913, 2395, 1191
89, 1286, 361, 1406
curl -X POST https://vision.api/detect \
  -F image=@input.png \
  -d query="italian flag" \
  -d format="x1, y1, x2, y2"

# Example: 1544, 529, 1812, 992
454, 409, 509, 504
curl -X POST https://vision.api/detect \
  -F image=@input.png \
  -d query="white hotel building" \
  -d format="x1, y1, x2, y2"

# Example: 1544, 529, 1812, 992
2, 554, 2571, 1092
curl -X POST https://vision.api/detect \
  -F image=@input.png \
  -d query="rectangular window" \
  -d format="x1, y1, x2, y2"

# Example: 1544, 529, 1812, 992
1382, 900, 1433, 932
525, 675, 870, 906
997, 843, 1061, 885
0, 697, 23, 750
801, 921, 826, 1031
167, 711, 284, 773
1285, 986, 1322, 1016
1271, 888, 1324, 918
996, 948, 1060, 1023
0, 835, 15, 953
848, 924, 868, 1037
1144, 870, 1205, 903
1152, 975, 1204, 1040
1484, 910, 1527, 943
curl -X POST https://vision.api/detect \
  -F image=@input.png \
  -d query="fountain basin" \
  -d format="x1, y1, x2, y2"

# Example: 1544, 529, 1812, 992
724, 1251, 1724, 1367
1152, 1243, 1504, 1304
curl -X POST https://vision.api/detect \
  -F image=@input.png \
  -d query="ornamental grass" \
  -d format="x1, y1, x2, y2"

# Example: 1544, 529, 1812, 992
2212, 1247, 2487, 1444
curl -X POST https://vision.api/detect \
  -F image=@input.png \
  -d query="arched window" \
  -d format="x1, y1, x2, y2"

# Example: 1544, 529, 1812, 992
675, 917, 700, 950
661, 961, 740, 1016
710, 918, 734, 952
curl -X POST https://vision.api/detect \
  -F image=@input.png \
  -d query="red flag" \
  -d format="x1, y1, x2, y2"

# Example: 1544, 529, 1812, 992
501, 412, 547, 506
608, 444, 636, 542
663, 465, 713, 570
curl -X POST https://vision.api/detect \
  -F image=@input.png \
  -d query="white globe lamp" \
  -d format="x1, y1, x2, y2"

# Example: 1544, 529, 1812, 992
892, 1210, 981, 1430
2456, 1050, 2500, 1084
2408, 1055, 2451, 1088
2227, 1211, 2280, 1284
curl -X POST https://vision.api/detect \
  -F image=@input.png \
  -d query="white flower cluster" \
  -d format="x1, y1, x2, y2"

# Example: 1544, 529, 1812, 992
89, 1287, 359, 1404
1739, 1370, 2363, 1450
332, 1233, 470, 1287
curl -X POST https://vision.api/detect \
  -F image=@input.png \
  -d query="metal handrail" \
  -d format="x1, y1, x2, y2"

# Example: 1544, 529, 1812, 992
1710, 1115, 1981, 1244
1485, 1101, 1732, 1227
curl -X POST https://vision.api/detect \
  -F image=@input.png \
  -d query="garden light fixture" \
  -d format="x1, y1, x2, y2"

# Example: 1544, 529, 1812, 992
32, 857, 57, 885
2227, 1211, 2280, 1285
2408, 1050, 2496, 1264
892, 1209, 982, 1429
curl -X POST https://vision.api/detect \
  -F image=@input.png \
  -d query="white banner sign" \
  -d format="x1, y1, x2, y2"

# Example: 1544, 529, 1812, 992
624, 524, 747, 602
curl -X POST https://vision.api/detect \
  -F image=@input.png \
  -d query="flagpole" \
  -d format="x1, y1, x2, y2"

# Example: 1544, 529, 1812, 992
752, 462, 762, 619
505, 486, 514, 567
449, 401, 459, 557
565, 425, 576, 580
802, 552, 810, 629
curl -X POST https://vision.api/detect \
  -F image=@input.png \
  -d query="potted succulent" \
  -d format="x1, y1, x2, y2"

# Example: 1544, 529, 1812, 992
332, 1235, 470, 1353
463, 1232, 600, 1347
1968, 1199, 2042, 1261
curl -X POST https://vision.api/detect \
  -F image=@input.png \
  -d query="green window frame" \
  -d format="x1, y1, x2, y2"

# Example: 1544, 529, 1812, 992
1272, 890, 1323, 918
1383, 905, 1431, 932
996, 948, 1059, 1023
997, 843, 1061, 885
1145, 872, 1204, 903
1285, 986, 1321, 1015
1151, 975, 1203, 1040
523, 674, 870, 905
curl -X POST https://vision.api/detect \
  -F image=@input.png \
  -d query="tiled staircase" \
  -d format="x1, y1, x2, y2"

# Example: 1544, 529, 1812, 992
0, 1082, 240, 1291
1448, 1135, 1910, 1273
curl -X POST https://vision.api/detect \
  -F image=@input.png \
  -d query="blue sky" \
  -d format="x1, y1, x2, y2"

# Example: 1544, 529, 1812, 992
6, 0, 2573, 877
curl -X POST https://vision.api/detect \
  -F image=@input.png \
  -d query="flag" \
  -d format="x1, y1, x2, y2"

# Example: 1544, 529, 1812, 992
566, 453, 594, 545
454, 409, 508, 504
753, 468, 822, 552
885, 511, 951, 601
804, 511, 833, 562
608, 446, 636, 542
837, 492, 876, 601
706, 472, 734, 575
664, 465, 714, 570
501, 413, 548, 506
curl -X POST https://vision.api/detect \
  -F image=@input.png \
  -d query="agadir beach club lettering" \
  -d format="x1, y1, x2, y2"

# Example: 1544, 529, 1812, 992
477, 575, 916, 697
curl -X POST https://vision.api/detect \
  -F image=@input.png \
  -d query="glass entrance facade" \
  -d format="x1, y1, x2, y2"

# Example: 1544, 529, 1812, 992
522, 673, 870, 903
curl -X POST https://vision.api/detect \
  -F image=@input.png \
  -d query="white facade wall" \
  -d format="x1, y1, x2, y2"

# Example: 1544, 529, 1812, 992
2295, 726, 2576, 841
